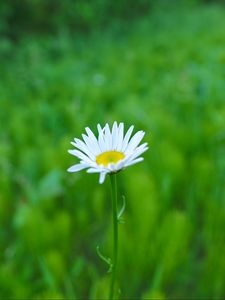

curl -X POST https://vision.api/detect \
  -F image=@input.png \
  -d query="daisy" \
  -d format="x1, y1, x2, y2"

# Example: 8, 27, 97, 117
67, 122, 148, 184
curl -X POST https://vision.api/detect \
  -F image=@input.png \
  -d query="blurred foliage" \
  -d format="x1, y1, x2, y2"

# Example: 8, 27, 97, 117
0, 0, 225, 299
0, 0, 224, 39
0, 0, 152, 39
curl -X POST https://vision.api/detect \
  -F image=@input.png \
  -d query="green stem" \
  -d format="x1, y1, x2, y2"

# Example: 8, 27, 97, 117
109, 173, 118, 300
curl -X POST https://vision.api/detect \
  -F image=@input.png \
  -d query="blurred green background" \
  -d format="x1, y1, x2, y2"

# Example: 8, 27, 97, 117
0, 0, 225, 299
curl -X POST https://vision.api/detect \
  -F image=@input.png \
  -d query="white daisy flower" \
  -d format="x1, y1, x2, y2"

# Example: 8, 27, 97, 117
67, 122, 148, 184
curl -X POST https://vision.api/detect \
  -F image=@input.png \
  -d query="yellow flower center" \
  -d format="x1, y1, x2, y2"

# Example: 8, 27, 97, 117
96, 151, 125, 166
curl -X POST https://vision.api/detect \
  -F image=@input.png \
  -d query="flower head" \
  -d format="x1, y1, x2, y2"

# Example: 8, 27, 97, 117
67, 122, 148, 184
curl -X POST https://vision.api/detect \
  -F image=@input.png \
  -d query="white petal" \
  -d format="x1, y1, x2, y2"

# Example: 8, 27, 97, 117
121, 125, 134, 152
97, 124, 102, 135
87, 168, 103, 173
116, 122, 124, 151
71, 141, 76, 147
73, 138, 96, 160
124, 157, 144, 167
80, 160, 97, 168
98, 129, 107, 152
125, 143, 148, 161
108, 163, 116, 172
116, 160, 125, 170
104, 123, 112, 150
85, 127, 101, 154
133, 145, 148, 158
68, 149, 93, 164
67, 164, 88, 172
124, 131, 145, 155
112, 121, 118, 150
99, 172, 107, 184
82, 134, 98, 156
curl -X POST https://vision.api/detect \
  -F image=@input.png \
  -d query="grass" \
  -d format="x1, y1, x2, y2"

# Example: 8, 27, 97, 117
0, 2, 225, 299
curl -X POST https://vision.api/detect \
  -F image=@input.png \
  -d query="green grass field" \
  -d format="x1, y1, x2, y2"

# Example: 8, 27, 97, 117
0, 2, 225, 299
